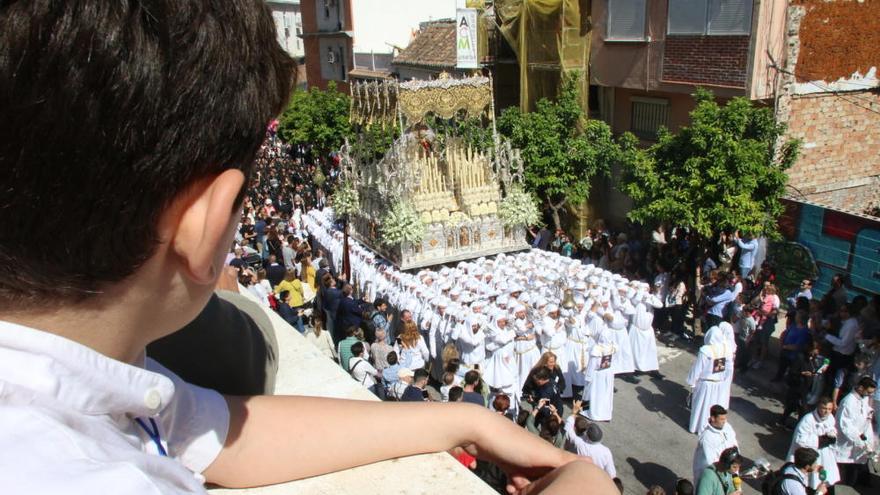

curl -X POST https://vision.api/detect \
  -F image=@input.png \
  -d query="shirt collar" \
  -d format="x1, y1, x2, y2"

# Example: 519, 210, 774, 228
0, 321, 175, 418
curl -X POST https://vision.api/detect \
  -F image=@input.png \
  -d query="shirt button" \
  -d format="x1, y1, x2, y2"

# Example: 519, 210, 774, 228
144, 389, 163, 410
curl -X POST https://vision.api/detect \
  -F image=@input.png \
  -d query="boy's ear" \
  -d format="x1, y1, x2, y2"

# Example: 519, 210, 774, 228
170, 169, 245, 285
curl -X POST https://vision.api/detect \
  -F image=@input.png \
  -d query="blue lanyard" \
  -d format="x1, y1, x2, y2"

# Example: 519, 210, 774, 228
135, 417, 168, 457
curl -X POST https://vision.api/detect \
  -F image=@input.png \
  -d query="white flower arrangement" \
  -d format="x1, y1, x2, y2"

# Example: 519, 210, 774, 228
498, 186, 540, 227
331, 182, 359, 217
379, 201, 427, 246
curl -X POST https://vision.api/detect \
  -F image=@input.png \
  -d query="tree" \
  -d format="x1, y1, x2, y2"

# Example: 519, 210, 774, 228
497, 73, 642, 230
277, 82, 352, 163
619, 88, 799, 239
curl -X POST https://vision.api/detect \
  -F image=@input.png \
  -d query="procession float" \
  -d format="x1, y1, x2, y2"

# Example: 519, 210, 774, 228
334, 74, 537, 270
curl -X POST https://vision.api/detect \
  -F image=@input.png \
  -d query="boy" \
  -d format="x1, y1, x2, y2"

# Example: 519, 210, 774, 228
0, 1, 612, 493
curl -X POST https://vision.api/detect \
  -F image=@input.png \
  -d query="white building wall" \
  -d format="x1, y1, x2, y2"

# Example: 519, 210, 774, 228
268, 1, 305, 58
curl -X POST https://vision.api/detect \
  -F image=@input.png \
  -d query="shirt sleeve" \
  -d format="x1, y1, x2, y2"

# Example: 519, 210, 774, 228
147, 359, 229, 475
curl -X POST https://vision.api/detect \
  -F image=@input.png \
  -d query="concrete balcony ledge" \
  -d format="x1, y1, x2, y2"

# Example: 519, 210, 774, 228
209, 288, 494, 495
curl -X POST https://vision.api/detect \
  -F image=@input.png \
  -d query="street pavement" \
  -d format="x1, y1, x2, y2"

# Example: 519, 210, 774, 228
601, 337, 875, 495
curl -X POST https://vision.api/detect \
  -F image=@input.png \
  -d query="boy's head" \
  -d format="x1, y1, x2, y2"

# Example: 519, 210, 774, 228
412, 369, 429, 389
447, 386, 464, 402
350, 342, 365, 357
0, 1, 295, 344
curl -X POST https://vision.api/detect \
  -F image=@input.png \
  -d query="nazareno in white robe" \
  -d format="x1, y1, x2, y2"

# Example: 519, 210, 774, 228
457, 317, 487, 368
787, 410, 841, 487
629, 294, 662, 372
513, 317, 541, 390
561, 310, 593, 396
686, 327, 734, 434
607, 308, 635, 375
482, 323, 517, 395
582, 319, 617, 421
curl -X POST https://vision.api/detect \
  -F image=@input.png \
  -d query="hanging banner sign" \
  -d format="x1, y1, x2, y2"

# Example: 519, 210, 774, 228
456, 8, 479, 69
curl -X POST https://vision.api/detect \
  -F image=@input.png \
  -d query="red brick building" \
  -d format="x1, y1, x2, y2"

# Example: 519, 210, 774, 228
299, 0, 354, 92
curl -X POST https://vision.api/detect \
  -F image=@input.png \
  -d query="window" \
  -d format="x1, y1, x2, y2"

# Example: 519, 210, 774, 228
606, 0, 647, 41
668, 0, 753, 35
630, 97, 668, 140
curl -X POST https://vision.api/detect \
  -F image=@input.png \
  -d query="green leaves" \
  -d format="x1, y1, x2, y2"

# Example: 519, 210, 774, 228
277, 82, 352, 160
497, 73, 635, 214
619, 88, 799, 239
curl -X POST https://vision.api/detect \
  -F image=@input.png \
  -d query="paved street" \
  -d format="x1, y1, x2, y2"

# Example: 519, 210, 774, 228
602, 338, 874, 495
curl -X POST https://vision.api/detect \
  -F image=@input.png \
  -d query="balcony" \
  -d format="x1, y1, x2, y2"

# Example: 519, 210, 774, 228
209, 288, 494, 495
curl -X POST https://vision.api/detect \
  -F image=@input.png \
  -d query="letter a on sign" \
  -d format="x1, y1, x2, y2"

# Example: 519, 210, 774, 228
456, 8, 479, 69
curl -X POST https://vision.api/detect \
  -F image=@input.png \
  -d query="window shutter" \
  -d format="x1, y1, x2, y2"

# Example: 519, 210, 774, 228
607, 0, 647, 41
667, 0, 708, 35
707, 0, 753, 35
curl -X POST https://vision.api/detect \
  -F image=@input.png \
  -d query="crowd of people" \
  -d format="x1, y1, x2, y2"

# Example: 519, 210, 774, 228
226, 139, 880, 495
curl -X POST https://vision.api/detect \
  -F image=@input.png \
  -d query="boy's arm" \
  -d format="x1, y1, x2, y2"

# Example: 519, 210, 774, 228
204, 396, 596, 490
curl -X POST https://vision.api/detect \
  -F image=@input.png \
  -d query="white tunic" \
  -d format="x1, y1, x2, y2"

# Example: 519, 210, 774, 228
513, 317, 541, 390
687, 333, 734, 434
787, 410, 840, 487
629, 296, 661, 372
582, 321, 617, 422
693, 423, 738, 484
607, 310, 634, 374
834, 391, 876, 464
540, 315, 568, 355
561, 311, 594, 396
482, 325, 517, 393
457, 322, 487, 368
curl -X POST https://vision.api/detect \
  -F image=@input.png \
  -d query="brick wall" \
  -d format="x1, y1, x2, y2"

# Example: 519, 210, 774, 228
785, 91, 880, 212
662, 36, 750, 87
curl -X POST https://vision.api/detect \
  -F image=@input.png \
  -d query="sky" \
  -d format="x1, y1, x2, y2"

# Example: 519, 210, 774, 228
351, 0, 457, 53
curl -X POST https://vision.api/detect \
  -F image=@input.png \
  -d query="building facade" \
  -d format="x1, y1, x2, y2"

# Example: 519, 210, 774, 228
299, 0, 354, 92
775, 0, 880, 214
267, 1, 305, 59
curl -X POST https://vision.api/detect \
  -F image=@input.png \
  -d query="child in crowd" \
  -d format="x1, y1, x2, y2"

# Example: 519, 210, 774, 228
0, 1, 614, 493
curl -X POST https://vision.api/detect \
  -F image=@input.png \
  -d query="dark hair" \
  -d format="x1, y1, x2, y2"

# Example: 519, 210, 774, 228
0, 0, 295, 304
857, 376, 878, 390
533, 366, 552, 382
374, 297, 387, 308
793, 447, 819, 469
816, 396, 833, 406
717, 447, 742, 469
675, 479, 694, 495
516, 410, 530, 427
279, 290, 290, 301
613, 478, 624, 494
448, 386, 464, 402
709, 405, 727, 417
345, 326, 358, 337
413, 369, 429, 383
386, 351, 398, 366
350, 341, 364, 357
464, 370, 481, 386
444, 358, 461, 374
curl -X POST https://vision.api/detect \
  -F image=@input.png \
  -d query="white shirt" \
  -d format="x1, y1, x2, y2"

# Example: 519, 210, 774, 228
562, 416, 616, 477
779, 465, 809, 495
0, 321, 229, 494
349, 357, 378, 388
693, 422, 738, 483
825, 317, 858, 355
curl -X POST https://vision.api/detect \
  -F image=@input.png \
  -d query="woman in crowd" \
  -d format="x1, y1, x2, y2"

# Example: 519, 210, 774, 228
394, 321, 430, 371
